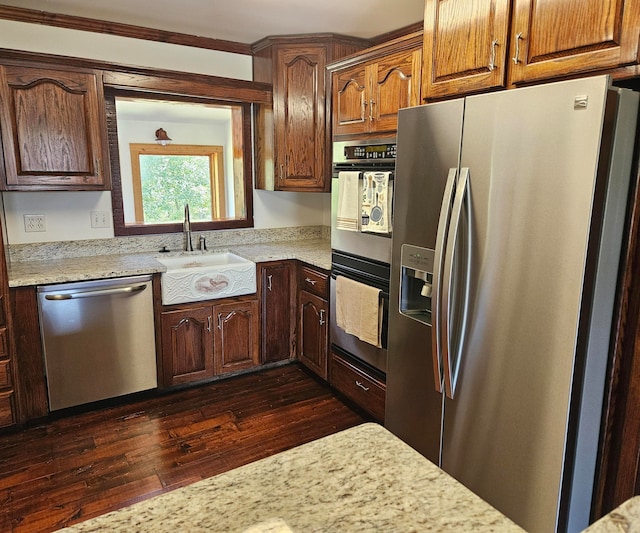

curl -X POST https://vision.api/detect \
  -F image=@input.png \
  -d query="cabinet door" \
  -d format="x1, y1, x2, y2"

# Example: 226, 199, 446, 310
259, 262, 295, 364
370, 48, 422, 133
332, 64, 369, 136
422, 0, 511, 99
509, 0, 640, 84
298, 290, 328, 379
0, 65, 109, 190
274, 46, 328, 191
161, 306, 213, 387
214, 299, 260, 375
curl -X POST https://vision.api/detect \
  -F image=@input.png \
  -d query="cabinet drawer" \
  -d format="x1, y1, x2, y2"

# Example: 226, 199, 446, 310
299, 266, 328, 297
330, 351, 385, 422
0, 359, 12, 389
0, 390, 15, 427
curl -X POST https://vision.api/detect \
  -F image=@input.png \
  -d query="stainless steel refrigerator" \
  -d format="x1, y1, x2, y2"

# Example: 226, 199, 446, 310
384, 76, 639, 533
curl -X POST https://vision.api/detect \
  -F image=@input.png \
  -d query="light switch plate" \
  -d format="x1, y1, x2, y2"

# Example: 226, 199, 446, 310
91, 211, 110, 228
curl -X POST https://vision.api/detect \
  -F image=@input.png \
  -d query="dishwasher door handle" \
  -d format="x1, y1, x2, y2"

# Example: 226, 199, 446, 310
44, 283, 148, 300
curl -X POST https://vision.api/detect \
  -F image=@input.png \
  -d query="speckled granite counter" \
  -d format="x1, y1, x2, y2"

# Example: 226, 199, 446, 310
8, 240, 331, 287
59, 423, 523, 532
583, 495, 640, 532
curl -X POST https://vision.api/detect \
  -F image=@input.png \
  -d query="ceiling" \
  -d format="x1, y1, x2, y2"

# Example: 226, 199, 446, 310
0, 0, 425, 45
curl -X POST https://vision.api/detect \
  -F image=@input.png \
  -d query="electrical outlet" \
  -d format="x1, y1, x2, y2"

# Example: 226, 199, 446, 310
24, 214, 46, 232
90, 211, 110, 228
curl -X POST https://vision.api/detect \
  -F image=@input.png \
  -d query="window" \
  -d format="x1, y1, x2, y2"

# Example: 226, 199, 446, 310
129, 144, 226, 224
107, 93, 254, 236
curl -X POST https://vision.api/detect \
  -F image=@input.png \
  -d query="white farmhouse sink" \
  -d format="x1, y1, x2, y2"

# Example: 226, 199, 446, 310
158, 252, 256, 305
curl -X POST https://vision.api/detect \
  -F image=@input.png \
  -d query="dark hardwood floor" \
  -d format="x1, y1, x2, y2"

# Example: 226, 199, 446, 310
0, 364, 369, 533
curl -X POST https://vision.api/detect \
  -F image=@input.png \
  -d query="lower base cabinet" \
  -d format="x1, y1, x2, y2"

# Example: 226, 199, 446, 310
297, 264, 329, 380
213, 299, 260, 375
329, 350, 386, 423
160, 296, 259, 388
0, 389, 15, 427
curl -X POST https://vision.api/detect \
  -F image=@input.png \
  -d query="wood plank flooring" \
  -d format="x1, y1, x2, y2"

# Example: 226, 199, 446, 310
0, 364, 369, 532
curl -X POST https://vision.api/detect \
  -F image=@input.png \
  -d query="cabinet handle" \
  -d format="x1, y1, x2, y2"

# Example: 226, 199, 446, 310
95, 158, 101, 177
488, 39, 498, 71
369, 99, 375, 121
267, 274, 273, 291
305, 277, 316, 286
217, 313, 223, 330
512, 32, 524, 64
355, 380, 370, 392
362, 98, 367, 121
279, 164, 284, 180
319, 309, 325, 326
207, 315, 212, 332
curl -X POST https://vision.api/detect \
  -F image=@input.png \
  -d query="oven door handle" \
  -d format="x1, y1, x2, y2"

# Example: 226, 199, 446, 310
330, 273, 389, 301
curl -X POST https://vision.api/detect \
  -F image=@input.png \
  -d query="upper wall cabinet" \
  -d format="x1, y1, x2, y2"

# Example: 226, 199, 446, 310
328, 32, 423, 138
507, 0, 640, 85
422, 0, 511, 99
252, 35, 368, 192
0, 63, 110, 190
422, 0, 640, 100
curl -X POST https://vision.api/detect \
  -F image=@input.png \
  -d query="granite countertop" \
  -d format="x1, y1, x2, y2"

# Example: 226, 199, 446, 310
583, 495, 640, 532
8, 239, 332, 287
59, 423, 524, 532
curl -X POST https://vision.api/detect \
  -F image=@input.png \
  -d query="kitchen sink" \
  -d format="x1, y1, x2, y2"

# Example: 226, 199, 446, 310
157, 252, 256, 305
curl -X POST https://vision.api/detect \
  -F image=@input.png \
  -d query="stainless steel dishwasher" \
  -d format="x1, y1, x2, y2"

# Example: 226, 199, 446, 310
37, 275, 157, 411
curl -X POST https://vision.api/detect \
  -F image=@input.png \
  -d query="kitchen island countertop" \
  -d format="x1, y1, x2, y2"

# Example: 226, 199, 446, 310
59, 423, 524, 532
8, 239, 331, 287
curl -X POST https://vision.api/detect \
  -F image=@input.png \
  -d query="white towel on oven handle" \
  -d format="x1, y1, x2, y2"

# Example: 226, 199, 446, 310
335, 275, 383, 348
336, 171, 360, 232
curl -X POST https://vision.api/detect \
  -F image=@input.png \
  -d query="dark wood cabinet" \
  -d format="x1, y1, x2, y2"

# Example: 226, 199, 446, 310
258, 261, 296, 364
297, 264, 329, 379
161, 305, 214, 387
298, 290, 329, 379
329, 350, 386, 423
160, 296, 259, 387
213, 299, 260, 374
0, 63, 110, 190
330, 33, 423, 137
252, 35, 368, 192
0, 221, 16, 427
508, 0, 640, 86
422, 0, 511, 99
421, 0, 640, 100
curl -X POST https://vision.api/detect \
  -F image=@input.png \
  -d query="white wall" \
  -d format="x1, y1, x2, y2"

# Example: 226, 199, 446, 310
0, 19, 330, 244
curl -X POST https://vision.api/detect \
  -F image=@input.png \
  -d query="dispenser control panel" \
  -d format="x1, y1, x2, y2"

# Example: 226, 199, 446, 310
399, 244, 435, 326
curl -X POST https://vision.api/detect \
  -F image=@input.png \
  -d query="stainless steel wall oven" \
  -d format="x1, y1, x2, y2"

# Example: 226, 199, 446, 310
330, 138, 396, 374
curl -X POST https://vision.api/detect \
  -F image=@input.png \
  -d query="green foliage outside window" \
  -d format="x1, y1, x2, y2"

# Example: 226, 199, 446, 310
139, 155, 212, 223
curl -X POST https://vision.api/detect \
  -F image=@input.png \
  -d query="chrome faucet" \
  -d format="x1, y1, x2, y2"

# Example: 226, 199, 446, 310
183, 204, 193, 251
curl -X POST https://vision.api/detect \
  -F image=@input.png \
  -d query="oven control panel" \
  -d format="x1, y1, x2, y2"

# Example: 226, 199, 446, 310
344, 143, 397, 160
333, 139, 397, 164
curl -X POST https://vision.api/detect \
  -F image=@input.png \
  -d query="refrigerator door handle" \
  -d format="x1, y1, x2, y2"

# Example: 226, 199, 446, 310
441, 167, 472, 399
431, 167, 458, 393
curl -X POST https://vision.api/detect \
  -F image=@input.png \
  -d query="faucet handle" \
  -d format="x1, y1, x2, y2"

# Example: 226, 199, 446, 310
199, 235, 207, 251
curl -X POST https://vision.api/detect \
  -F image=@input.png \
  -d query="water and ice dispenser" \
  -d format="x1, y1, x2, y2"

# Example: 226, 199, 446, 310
399, 244, 435, 326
